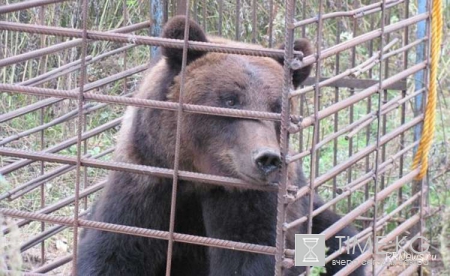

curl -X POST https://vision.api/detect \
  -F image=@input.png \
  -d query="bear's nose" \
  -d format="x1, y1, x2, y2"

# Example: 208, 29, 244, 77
253, 149, 282, 176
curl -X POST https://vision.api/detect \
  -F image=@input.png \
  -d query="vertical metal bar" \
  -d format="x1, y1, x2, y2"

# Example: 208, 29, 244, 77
72, 0, 89, 274
39, 4, 46, 264
332, 0, 342, 212
123, 0, 129, 95
165, 1, 190, 275
218, 0, 223, 36
193, 0, 198, 22
252, 0, 256, 43
177, 0, 187, 15
418, 0, 432, 274
150, 0, 165, 57
298, 0, 306, 167
164, 0, 169, 23
235, 0, 240, 41
372, 0, 388, 274
306, 0, 324, 274
202, 0, 206, 30
364, 14, 375, 230
347, 13, 358, 212
380, 9, 392, 216
268, 0, 274, 47
398, 0, 410, 221
414, 0, 427, 142
275, 0, 295, 274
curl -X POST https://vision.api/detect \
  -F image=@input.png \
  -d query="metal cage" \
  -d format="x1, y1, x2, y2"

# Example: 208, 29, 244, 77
0, 0, 434, 275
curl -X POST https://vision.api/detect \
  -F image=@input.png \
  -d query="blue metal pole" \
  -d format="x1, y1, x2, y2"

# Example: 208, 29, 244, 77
414, 0, 428, 151
150, 0, 165, 57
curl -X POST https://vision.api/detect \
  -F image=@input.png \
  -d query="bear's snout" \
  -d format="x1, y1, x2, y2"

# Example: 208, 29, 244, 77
252, 148, 281, 177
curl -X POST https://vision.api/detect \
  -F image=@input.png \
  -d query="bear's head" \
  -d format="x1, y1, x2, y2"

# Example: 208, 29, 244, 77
131, 16, 313, 186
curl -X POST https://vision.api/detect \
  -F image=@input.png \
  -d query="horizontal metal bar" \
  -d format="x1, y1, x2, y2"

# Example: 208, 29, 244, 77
296, 62, 427, 130
0, 117, 123, 175
333, 214, 421, 276
302, 77, 406, 90
0, 208, 294, 257
299, 13, 429, 68
284, 141, 419, 230
0, 84, 302, 122
0, 46, 135, 124
293, 115, 423, 200
0, 21, 299, 58
32, 255, 72, 273
293, 0, 403, 27
1, 148, 113, 200
3, 182, 105, 234
0, 21, 150, 67
321, 168, 420, 240
0, 147, 278, 192
287, 88, 425, 164
0, 0, 70, 14
20, 211, 89, 253
1, 271, 49, 276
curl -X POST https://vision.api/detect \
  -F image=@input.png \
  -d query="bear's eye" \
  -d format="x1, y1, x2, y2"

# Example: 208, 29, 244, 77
225, 98, 236, 107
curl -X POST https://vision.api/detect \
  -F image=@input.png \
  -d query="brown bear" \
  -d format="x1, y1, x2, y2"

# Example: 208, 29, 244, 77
77, 16, 366, 276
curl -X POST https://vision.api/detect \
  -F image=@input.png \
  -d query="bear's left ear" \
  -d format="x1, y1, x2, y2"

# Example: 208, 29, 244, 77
161, 16, 208, 69
274, 38, 313, 88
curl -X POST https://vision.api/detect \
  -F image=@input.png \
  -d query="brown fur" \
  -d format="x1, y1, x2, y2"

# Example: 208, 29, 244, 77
77, 16, 366, 276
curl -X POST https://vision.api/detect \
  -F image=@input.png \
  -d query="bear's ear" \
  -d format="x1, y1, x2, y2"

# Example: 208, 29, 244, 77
274, 38, 313, 88
161, 16, 208, 69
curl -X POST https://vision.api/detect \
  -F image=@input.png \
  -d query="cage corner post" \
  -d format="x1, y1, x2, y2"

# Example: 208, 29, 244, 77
150, 0, 165, 57
411, 0, 430, 273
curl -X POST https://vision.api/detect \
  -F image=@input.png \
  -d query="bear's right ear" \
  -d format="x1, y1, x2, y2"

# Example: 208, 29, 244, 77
273, 38, 313, 88
161, 16, 208, 69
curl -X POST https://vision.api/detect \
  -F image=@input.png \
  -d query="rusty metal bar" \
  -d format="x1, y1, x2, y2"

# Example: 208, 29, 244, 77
294, 62, 427, 130
0, 147, 278, 192
274, 0, 296, 274
322, 168, 420, 240
298, 13, 429, 68
0, 0, 70, 14
32, 255, 72, 273
1, 271, 50, 276
290, 39, 400, 97
375, 232, 421, 275
2, 181, 105, 235
164, 6, 191, 274
293, 0, 403, 27
1, 103, 94, 146
0, 117, 122, 175
0, 208, 296, 257
284, 142, 419, 230
293, 115, 423, 201
0, 22, 150, 68
398, 264, 420, 276
0, 148, 114, 201
0, 12, 428, 62
0, 20, 297, 58
307, 0, 324, 274
21, 210, 90, 253
0, 84, 302, 122
0, 46, 136, 124
334, 214, 421, 276
287, 87, 425, 164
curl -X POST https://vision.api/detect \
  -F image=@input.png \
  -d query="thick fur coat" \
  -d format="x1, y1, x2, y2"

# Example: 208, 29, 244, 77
77, 16, 366, 276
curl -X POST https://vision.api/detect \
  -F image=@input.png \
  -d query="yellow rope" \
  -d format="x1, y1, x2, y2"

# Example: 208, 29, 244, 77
412, 0, 443, 180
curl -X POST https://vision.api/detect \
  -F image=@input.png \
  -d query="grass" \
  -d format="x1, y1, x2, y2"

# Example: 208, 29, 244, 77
0, 0, 449, 274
